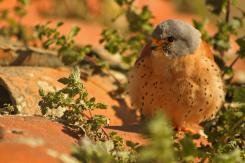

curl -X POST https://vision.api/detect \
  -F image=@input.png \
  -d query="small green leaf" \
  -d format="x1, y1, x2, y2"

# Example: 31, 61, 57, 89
56, 21, 64, 27
43, 39, 54, 48
39, 88, 45, 96
69, 26, 80, 38
58, 77, 70, 85
236, 36, 245, 57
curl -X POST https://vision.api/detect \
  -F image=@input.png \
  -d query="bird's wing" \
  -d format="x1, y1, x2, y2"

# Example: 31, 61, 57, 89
202, 41, 214, 60
135, 42, 152, 64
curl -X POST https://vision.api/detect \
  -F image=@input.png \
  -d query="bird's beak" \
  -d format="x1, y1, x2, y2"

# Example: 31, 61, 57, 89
151, 38, 160, 50
151, 44, 158, 50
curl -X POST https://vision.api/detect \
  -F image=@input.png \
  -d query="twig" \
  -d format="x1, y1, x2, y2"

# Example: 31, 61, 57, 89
81, 112, 91, 119
101, 127, 110, 140
236, 6, 245, 14
222, 55, 240, 77
88, 109, 93, 117
221, 0, 242, 77
111, 10, 125, 22
219, 0, 231, 57
228, 55, 240, 69
226, 0, 231, 24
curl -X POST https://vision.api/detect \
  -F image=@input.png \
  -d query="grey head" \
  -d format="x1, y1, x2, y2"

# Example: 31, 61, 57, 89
151, 19, 201, 57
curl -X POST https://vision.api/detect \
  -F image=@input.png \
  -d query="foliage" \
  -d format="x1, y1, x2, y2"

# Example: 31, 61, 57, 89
201, 106, 245, 160
100, 0, 153, 67
192, 0, 245, 161
0, 104, 18, 115
39, 67, 137, 162
137, 113, 175, 163
0, 0, 30, 42
72, 137, 116, 163
39, 67, 108, 141
35, 22, 92, 65
193, 0, 244, 78
72, 134, 137, 163
72, 112, 175, 163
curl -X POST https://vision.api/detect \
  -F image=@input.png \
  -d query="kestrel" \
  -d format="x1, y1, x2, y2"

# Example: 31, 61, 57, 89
128, 19, 225, 132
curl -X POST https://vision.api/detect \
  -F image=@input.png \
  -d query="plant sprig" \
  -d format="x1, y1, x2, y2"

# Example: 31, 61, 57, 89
0, 0, 30, 43
35, 22, 92, 65
39, 67, 108, 141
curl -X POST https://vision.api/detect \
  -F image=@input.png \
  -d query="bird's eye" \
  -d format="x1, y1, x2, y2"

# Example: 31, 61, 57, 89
167, 36, 175, 43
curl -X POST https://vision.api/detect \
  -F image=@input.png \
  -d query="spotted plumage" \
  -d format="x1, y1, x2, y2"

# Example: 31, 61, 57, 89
128, 19, 225, 130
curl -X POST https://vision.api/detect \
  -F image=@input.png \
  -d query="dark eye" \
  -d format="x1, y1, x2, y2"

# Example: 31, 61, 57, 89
167, 36, 175, 43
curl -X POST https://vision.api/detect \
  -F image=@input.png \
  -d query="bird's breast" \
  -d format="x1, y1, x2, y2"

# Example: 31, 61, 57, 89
150, 50, 198, 79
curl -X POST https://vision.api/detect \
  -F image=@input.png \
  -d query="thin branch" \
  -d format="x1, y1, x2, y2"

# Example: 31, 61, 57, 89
81, 112, 91, 119
101, 127, 110, 140
226, 0, 231, 23
236, 6, 245, 14
228, 55, 240, 68
219, 0, 231, 57
88, 109, 93, 117
222, 55, 240, 77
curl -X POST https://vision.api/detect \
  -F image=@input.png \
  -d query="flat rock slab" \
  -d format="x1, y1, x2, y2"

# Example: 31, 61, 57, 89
0, 115, 80, 163
0, 142, 61, 163
0, 116, 78, 154
0, 115, 146, 162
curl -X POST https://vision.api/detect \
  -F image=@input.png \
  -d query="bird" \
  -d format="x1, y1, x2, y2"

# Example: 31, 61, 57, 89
128, 19, 225, 133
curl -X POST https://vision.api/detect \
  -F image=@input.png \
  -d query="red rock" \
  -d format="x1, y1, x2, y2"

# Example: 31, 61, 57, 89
0, 65, 145, 145
0, 142, 60, 163
0, 116, 78, 154
0, 67, 70, 115
0, 115, 82, 162
0, 115, 145, 162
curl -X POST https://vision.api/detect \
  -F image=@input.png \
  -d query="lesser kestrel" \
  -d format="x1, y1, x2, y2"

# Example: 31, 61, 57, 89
128, 19, 225, 131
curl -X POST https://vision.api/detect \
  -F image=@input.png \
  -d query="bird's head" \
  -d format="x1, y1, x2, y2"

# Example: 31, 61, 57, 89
151, 19, 201, 58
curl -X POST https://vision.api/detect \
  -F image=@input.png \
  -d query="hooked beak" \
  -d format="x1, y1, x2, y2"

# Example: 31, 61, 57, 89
150, 38, 165, 50
151, 44, 158, 50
